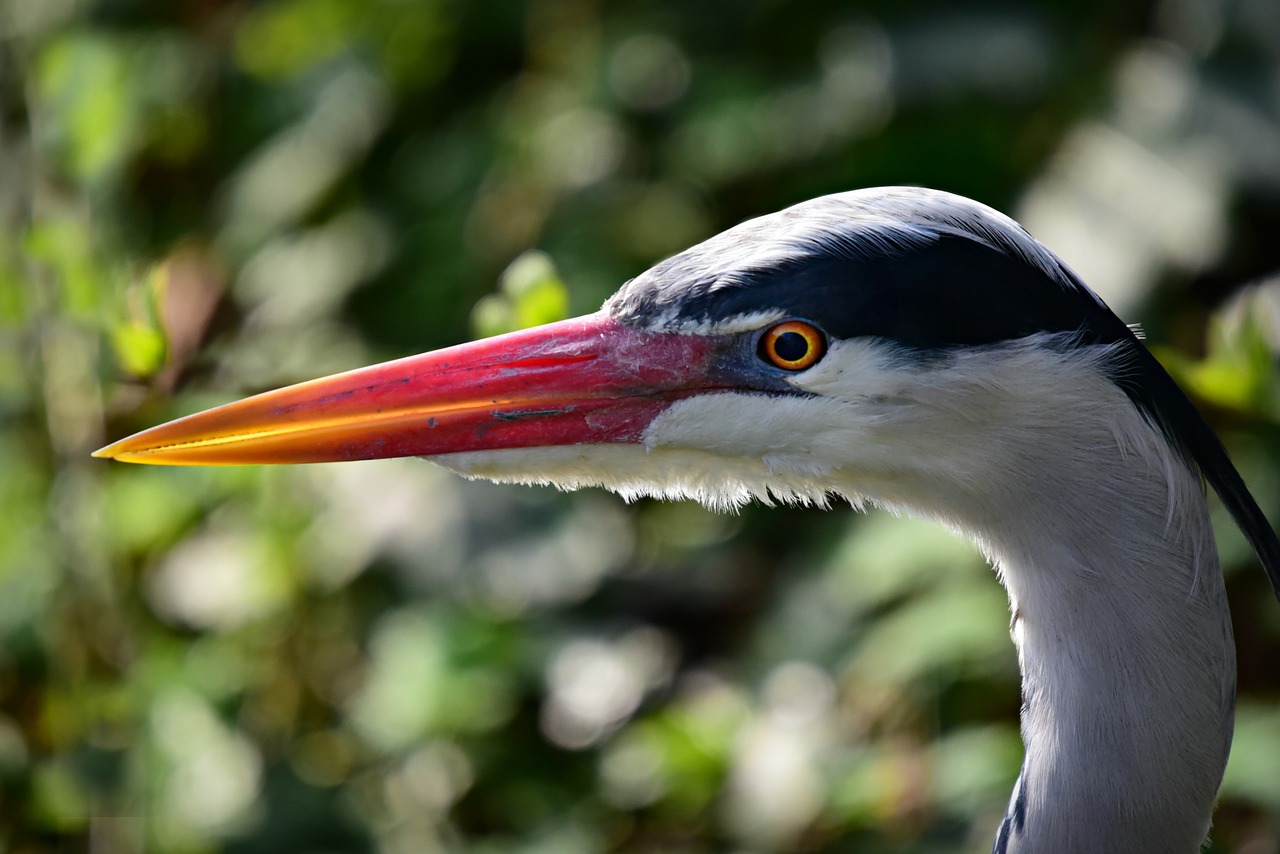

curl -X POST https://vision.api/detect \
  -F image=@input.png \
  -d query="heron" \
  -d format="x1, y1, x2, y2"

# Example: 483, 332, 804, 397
96, 187, 1280, 853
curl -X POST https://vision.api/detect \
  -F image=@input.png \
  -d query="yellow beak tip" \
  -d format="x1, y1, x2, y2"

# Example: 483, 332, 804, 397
92, 443, 130, 461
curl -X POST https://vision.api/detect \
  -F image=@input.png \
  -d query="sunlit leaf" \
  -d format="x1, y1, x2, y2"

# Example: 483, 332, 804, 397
110, 322, 167, 377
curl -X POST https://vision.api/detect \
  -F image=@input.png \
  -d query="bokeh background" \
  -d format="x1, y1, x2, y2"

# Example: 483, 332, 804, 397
3, 0, 1280, 851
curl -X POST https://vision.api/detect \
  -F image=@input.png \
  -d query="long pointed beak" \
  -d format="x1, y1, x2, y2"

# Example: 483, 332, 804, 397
94, 313, 722, 466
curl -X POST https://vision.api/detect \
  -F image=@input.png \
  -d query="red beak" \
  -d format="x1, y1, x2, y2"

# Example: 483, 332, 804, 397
93, 314, 722, 466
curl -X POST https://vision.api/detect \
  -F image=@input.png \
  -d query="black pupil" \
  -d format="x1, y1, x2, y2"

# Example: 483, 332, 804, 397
773, 331, 809, 363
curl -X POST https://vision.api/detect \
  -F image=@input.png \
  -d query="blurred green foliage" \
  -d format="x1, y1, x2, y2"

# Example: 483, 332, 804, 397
3, 0, 1280, 852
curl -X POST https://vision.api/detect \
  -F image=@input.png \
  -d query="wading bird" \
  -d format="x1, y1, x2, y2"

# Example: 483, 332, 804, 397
97, 187, 1280, 853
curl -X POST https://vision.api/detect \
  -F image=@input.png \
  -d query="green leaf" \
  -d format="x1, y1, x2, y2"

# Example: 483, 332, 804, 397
110, 322, 167, 377
34, 34, 138, 185
472, 251, 572, 337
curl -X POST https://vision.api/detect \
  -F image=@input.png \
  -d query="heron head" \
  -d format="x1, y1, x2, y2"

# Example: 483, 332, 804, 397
88, 189, 1196, 515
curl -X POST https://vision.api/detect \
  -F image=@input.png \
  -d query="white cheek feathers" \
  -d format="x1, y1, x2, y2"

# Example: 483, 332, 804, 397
432, 433, 846, 512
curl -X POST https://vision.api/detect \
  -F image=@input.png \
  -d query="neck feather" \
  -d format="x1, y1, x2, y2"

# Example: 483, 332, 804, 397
860, 348, 1235, 854
988, 452, 1230, 853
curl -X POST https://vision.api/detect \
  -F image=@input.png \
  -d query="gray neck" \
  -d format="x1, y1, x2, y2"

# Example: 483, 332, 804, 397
835, 345, 1240, 853
980, 430, 1233, 853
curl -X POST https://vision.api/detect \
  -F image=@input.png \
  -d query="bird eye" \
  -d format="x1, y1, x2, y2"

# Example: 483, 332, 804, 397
759, 321, 826, 371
